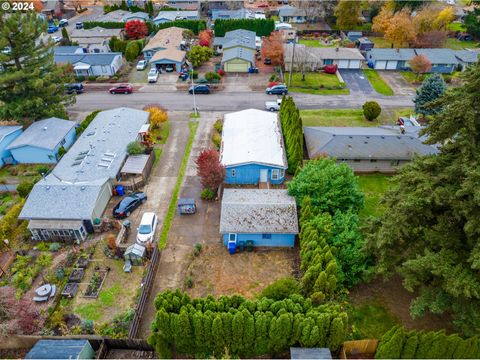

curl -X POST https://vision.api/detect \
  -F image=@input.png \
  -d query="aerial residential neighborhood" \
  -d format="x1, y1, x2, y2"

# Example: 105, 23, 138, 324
0, 0, 480, 359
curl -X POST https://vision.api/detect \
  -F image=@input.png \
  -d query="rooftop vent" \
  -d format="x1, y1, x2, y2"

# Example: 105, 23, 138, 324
43, 127, 48, 131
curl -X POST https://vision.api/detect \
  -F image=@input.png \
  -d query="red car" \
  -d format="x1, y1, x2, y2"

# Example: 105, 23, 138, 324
109, 84, 133, 94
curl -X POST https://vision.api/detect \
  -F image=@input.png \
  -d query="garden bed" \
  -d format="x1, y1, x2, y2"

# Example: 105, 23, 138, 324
83, 270, 108, 298
62, 283, 79, 298
68, 268, 85, 283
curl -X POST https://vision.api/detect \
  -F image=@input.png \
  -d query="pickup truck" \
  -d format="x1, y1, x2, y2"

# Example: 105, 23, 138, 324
265, 98, 282, 112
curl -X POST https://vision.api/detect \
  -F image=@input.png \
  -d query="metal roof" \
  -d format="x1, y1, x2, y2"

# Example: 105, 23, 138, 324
290, 348, 333, 360
154, 10, 199, 22
221, 47, 255, 62
121, 154, 150, 175
53, 46, 86, 54
278, 5, 306, 17
125, 243, 146, 257
220, 109, 287, 168
25, 339, 94, 359
303, 126, 438, 160
6, 117, 75, 151
220, 189, 298, 234
415, 48, 459, 65
454, 49, 480, 63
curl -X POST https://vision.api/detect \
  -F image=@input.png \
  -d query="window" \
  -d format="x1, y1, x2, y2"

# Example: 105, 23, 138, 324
370, 159, 377, 162
60, 139, 66, 146
353, 159, 361, 162
271, 169, 280, 180
229, 233, 237, 242
323, 59, 333, 65
262, 234, 271, 239
101, 65, 107, 72
391, 160, 400, 166
231, 169, 236, 177
280, 169, 285, 178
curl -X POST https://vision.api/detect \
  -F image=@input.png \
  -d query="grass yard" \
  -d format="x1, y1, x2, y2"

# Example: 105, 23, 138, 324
400, 71, 422, 84
445, 38, 479, 50
357, 174, 395, 219
153, 148, 162, 167
301, 109, 380, 127
368, 36, 394, 48
286, 72, 349, 95
363, 69, 394, 96
349, 300, 401, 339
447, 22, 466, 32
298, 39, 335, 48
150, 122, 170, 145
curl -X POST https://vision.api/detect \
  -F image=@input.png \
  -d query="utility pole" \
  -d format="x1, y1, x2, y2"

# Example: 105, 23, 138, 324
288, 36, 297, 87
188, 61, 198, 117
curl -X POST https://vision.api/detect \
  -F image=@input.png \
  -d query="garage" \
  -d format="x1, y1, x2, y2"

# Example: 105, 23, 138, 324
224, 59, 250, 72
386, 60, 397, 70
222, 47, 255, 73
149, 48, 186, 73
375, 60, 387, 70
368, 49, 416, 71
338, 59, 350, 68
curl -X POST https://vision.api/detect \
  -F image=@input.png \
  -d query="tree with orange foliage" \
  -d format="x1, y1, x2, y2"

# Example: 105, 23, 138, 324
409, 55, 432, 80
198, 29, 213, 47
384, 9, 416, 48
372, 3, 395, 34
144, 105, 168, 129
261, 31, 284, 66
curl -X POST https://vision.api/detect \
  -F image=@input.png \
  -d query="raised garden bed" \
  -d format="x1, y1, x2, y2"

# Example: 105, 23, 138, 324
75, 255, 90, 269
62, 283, 79, 298
68, 268, 85, 283
83, 270, 108, 298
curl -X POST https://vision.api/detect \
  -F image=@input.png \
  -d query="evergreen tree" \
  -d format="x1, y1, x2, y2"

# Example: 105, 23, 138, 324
413, 73, 447, 117
375, 326, 406, 359
0, 11, 74, 122
401, 331, 419, 359
365, 63, 480, 335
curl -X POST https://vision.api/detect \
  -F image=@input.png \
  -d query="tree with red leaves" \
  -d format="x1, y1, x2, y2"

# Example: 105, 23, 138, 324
409, 54, 432, 80
261, 31, 284, 66
195, 149, 225, 191
198, 29, 213, 47
0, 286, 43, 335
125, 20, 148, 40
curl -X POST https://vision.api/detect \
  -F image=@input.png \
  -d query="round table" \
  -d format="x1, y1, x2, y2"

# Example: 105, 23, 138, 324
35, 284, 52, 297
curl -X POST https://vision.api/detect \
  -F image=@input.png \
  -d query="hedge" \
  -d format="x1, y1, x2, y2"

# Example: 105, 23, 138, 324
149, 290, 348, 358
84, 21, 155, 33
155, 19, 206, 35
375, 326, 480, 359
213, 18, 275, 37
77, 110, 100, 135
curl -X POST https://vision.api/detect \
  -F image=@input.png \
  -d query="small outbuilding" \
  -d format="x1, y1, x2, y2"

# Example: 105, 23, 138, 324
355, 37, 374, 52
0, 125, 23, 168
25, 339, 95, 359
124, 243, 146, 265
346, 31, 363, 42
290, 347, 333, 359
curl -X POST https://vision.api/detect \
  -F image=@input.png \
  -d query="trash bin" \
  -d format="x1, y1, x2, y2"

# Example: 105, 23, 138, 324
116, 185, 125, 196
246, 240, 254, 252
238, 241, 245, 252
228, 241, 236, 255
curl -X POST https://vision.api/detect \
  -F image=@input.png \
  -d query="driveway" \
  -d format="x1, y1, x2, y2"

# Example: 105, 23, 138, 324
378, 71, 416, 96
339, 69, 375, 95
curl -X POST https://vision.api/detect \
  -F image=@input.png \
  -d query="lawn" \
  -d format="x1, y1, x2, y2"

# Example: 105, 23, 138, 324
363, 69, 394, 96
150, 122, 170, 145
286, 71, 349, 95
447, 22, 466, 32
368, 36, 394, 48
445, 38, 479, 50
153, 148, 162, 167
357, 174, 395, 219
298, 39, 335, 48
349, 300, 401, 339
74, 284, 121, 322
301, 109, 378, 127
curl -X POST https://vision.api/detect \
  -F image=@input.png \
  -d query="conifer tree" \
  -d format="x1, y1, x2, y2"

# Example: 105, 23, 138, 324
413, 73, 447, 117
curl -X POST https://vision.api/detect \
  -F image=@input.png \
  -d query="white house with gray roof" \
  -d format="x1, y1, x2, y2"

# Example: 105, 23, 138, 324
284, 44, 365, 70
54, 47, 123, 77
220, 189, 298, 249
7, 118, 76, 164
216, 29, 256, 72
303, 126, 438, 173
153, 10, 199, 25
70, 27, 125, 53
20, 108, 149, 243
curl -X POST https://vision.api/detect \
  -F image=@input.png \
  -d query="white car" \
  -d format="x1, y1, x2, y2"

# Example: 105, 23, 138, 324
136, 212, 158, 244
59, 19, 69, 27
147, 68, 159, 83
136, 60, 148, 70
51, 36, 62, 43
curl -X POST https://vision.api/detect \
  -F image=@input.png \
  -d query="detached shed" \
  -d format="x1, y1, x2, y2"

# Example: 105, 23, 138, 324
124, 243, 146, 265
120, 153, 154, 182
25, 339, 95, 359
290, 347, 333, 359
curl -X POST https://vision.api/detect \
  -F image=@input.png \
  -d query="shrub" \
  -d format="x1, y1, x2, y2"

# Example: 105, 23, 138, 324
77, 110, 100, 135
200, 188, 215, 200
205, 71, 221, 82
443, 74, 452, 84
57, 146, 66, 158
36, 164, 50, 176
81, 319, 94, 334
269, 74, 279, 82
184, 276, 194, 288
212, 132, 221, 150
88, 75, 96, 81
75, 76, 85, 82
217, 69, 225, 76
125, 40, 140, 61
213, 119, 223, 133
17, 181, 34, 198
144, 105, 168, 129
127, 141, 145, 155
362, 101, 381, 121
259, 277, 302, 300
36, 242, 49, 252
189, 70, 198, 79
193, 243, 203, 256
49, 242, 61, 252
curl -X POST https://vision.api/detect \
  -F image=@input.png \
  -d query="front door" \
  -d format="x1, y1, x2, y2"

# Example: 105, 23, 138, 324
260, 169, 268, 183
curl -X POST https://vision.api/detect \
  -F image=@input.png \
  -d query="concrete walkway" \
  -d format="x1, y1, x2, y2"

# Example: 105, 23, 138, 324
137, 113, 218, 339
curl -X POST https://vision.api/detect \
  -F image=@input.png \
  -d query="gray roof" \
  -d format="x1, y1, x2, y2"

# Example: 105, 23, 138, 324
415, 48, 459, 65
154, 10, 199, 22
6, 118, 75, 151
367, 48, 416, 61
215, 29, 256, 49
54, 52, 122, 66
303, 126, 438, 160
279, 5, 306, 17
53, 46, 86, 55
222, 47, 255, 62
290, 348, 332, 360
26, 340, 93, 360
121, 154, 150, 175
20, 108, 149, 221
70, 27, 123, 39
125, 243, 146, 257
211, 8, 246, 20
220, 189, 298, 234
454, 49, 480, 63
125, 11, 150, 20
0, 126, 22, 141
95, 9, 134, 22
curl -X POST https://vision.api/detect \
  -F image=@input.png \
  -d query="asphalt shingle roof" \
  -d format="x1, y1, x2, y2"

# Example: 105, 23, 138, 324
54, 52, 122, 66
0, 126, 22, 140
367, 48, 416, 61
153, 10, 199, 22
278, 5, 306, 17
454, 49, 480, 63
304, 126, 438, 160
221, 47, 254, 62
415, 48, 459, 64
7, 118, 75, 151
220, 189, 299, 234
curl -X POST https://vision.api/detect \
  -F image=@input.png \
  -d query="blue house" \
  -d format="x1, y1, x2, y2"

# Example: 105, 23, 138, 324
220, 189, 298, 249
220, 109, 287, 185
7, 118, 76, 164
414, 49, 459, 74
0, 126, 23, 168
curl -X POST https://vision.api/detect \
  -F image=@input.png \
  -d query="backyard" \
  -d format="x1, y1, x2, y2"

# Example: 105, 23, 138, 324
286, 71, 349, 95
369, 35, 479, 50
299, 39, 335, 48
363, 69, 394, 96
301, 108, 398, 127
357, 174, 395, 219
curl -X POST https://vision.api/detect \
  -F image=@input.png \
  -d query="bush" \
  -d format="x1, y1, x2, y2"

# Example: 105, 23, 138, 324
443, 74, 452, 84
217, 69, 225, 76
213, 119, 223, 133
362, 101, 381, 121
125, 40, 140, 61
81, 319, 94, 334
49, 242, 61, 252
269, 74, 279, 82
189, 70, 198, 79
17, 181, 34, 198
193, 243, 203, 256
36, 165, 50, 176
36, 242, 49, 251
184, 276, 194, 288
205, 71, 221, 82
259, 277, 302, 300
200, 188, 215, 200
127, 141, 145, 155
212, 132, 221, 150
144, 105, 168, 129
88, 76, 97, 81
57, 146, 66, 158
75, 76, 85, 82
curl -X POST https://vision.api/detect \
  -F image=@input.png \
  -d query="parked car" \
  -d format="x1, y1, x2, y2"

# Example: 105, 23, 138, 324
266, 84, 288, 95
136, 212, 158, 244
109, 84, 133, 94
113, 192, 147, 219
265, 98, 282, 111
2, 46, 11, 54
248, 66, 259, 73
147, 68, 159, 83
323, 64, 338, 74
75, 22, 84, 29
165, 64, 174, 72
65, 83, 84, 94
50, 36, 62, 43
59, 19, 68, 27
263, 57, 272, 65
457, 33, 474, 41
47, 25, 58, 33
136, 60, 148, 70
189, 84, 210, 94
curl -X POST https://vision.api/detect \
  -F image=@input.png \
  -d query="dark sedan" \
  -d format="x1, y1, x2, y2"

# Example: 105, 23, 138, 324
113, 192, 147, 219
188, 84, 210, 94
266, 84, 288, 95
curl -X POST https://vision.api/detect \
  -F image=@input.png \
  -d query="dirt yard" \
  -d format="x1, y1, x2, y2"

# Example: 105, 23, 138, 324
185, 243, 295, 298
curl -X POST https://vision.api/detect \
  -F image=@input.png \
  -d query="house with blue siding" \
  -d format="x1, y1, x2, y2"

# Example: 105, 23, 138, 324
7, 118, 76, 164
0, 126, 23, 168
220, 109, 287, 185
414, 49, 459, 74
220, 189, 298, 249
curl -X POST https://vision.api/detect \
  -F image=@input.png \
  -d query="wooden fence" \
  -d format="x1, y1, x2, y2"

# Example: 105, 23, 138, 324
340, 339, 379, 359
127, 245, 162, 339
0, 251, 15, 277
